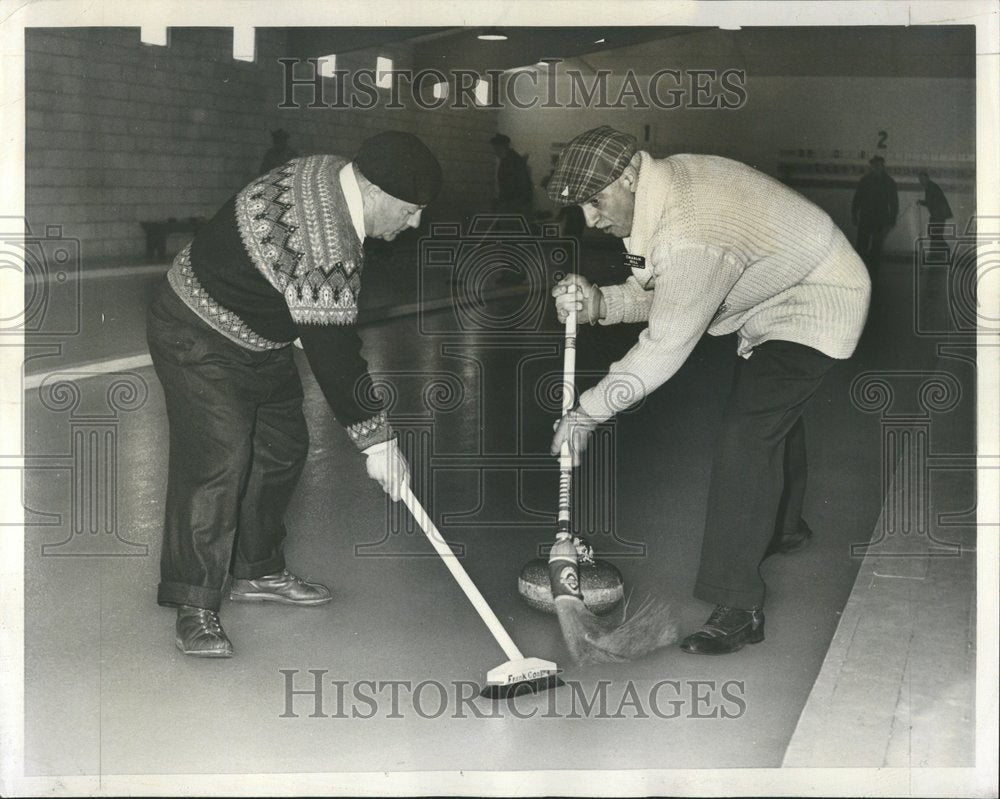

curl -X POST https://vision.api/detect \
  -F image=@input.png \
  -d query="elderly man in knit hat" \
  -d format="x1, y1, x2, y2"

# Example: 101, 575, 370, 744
146, 131, 442, 657
547, 126, 870, 655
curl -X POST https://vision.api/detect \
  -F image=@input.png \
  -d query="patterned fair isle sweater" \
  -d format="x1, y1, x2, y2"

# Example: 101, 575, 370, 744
167, 155, 390, 450
579, 151, 872, 423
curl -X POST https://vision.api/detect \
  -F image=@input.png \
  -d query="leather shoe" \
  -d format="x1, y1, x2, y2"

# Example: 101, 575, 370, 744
680, 605, 765, 655
176, 606, 233, 658
229, 569, 332, 606
765, 519, 813, 558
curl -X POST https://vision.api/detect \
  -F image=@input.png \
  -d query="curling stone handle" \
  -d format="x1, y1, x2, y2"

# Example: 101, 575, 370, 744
400, 485, 524, 663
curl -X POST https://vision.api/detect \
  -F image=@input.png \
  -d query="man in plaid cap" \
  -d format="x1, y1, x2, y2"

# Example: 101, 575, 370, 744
547, 126, 870, 655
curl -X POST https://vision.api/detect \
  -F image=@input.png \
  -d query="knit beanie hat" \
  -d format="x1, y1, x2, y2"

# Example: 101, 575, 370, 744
355, 131, 442, 205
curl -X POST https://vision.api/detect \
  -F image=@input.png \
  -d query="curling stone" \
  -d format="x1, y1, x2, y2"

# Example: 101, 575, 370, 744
518, 557, 624, 615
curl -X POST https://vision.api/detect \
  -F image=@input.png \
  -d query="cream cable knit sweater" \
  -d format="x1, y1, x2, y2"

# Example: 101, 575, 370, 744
578, 152, 871, 423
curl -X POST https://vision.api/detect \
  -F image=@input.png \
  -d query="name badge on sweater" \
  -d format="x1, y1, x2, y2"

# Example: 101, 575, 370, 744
623, 253, 646, 270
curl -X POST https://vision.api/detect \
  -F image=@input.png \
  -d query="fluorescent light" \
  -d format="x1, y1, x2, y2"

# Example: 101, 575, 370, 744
233, 27, 256, 62
376, 56, 393, 89
593, 38, 606, 44
474, 78, 489, 105
477, 29, 508, 41
140, 27, 169, 46
318, 54, 337, 77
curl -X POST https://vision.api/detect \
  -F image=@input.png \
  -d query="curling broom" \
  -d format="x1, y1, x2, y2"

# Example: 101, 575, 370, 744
400, 485, 564, 698
546, 294, 679, 664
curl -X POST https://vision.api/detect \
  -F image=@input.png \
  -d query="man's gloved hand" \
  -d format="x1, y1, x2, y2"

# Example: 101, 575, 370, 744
363, 439, 410, 501
550, 408, 599, 467
551, 274, 603, 325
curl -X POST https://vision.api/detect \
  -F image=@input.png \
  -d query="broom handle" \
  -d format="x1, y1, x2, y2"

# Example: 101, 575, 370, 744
400, 484, 524, 662
557, 292, 578, 536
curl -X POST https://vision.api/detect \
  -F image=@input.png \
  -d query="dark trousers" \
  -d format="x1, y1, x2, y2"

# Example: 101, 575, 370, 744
694, 340, 836, 609
146, 281, 309, 611
927, 220, 951, 261
856, 221, 889, 275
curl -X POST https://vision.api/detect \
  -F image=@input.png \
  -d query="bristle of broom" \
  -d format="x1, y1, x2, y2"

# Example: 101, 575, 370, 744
553, 597, 626, 664
548, 534, 677, 665
584, 593, 679, 661
554, 592, 678, 665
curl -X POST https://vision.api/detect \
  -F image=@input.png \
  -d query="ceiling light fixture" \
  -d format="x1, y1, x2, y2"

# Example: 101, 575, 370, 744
593, 38, 606, 44
477, 29, 508, 41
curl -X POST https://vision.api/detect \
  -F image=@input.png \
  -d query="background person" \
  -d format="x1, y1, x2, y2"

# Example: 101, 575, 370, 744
490, 133, 534, 218
851, 155, 899, 275
259, 128, 298, 174
918, 170, 954, 261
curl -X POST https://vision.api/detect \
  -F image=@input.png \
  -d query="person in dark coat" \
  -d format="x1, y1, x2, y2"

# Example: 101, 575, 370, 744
259, 129, 298, 174
851, 156, 899, 275
918, 171, 954, 261
490, 134, 533, 217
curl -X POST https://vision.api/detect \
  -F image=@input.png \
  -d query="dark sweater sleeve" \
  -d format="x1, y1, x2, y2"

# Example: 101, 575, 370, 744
296, 323, 391, 450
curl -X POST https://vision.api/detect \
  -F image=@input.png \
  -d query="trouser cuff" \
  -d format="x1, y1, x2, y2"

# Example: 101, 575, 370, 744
693, 579, 764, 610
230, 553, 286, 581
158, 581, 224, 612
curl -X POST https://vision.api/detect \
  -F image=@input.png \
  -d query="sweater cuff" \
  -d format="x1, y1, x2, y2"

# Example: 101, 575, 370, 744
577, 388, 613, 424
598, 284, 627, 325
346, 411, 392, 451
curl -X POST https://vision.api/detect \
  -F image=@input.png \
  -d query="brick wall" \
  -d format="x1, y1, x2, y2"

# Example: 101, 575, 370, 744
25, 27, 499, 264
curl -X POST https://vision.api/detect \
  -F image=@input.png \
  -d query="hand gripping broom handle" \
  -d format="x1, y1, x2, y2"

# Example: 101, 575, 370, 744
556, 296, 578, 540
400, 485, 523, 663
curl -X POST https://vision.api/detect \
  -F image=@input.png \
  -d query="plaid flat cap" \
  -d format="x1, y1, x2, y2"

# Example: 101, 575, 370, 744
546, 126, 638, 205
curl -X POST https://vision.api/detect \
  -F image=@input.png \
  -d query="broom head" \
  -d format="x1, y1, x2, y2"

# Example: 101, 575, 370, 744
549, 537, 678, 665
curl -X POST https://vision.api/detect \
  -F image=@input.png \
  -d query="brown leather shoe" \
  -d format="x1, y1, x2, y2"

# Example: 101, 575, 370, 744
680, 605, 765, 655
176, 606, 233, 658
228, 569, 332, 606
